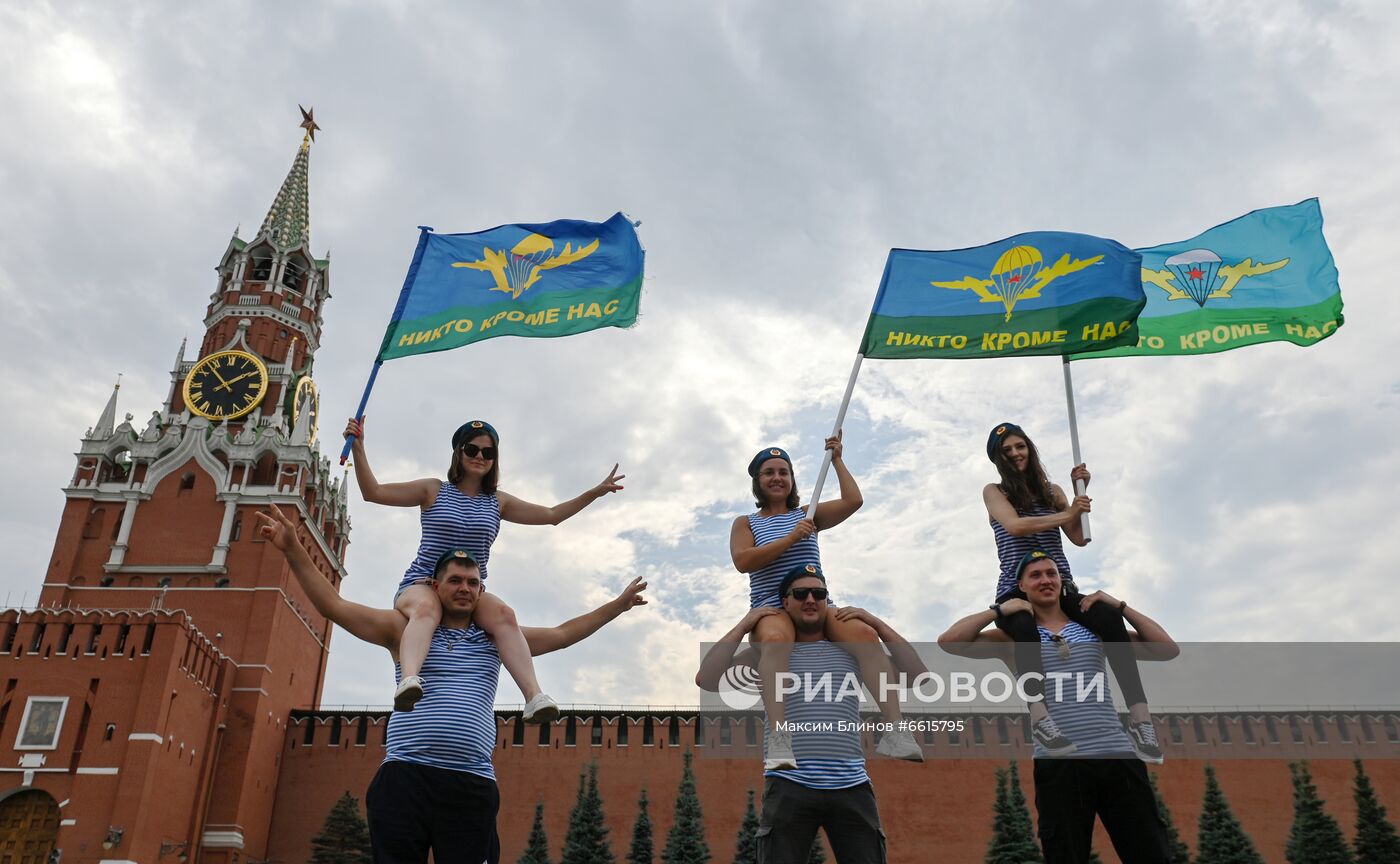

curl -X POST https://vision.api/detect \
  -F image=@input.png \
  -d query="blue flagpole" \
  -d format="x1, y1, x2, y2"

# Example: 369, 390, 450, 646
340, 225, 434, 465
339, 360, 383, 464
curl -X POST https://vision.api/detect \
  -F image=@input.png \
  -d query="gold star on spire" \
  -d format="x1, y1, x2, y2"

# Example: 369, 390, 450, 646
298, 104, 320, 147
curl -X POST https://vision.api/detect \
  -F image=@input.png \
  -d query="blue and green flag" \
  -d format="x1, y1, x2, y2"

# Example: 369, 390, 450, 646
859, 232, 1145, 359
377, 212, 643, 361
1072, 199, 1342, 359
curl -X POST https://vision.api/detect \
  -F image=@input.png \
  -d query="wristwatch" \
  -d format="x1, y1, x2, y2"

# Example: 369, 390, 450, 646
989, 603, 1003, 619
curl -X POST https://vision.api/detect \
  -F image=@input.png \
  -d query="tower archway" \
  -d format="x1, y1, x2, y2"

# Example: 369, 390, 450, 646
0, 787, 60, 864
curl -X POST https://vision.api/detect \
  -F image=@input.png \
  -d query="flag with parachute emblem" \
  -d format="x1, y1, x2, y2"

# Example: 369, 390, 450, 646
1072, 198, 1342, 359
377, 212, 643, 361
859, 231, 1145, 359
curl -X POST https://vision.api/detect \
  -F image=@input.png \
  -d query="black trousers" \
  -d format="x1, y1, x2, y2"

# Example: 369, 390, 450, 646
757, 777, 886, 864
1033, 758, 1171, 864
995, 584, 1148, 705
365, 760, 500, 864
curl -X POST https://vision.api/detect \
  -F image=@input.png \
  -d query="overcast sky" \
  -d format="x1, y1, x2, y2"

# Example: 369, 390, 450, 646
2, 0, 1396, 709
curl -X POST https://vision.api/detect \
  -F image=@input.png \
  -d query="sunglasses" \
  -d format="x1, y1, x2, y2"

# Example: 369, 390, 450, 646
461, 443, 497, 460
786, 587, 829, 601
1050, 634, 1071, 661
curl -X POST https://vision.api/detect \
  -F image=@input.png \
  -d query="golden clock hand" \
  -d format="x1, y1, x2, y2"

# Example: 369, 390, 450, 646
221, 370, 260, 389
210, 367, 234, 392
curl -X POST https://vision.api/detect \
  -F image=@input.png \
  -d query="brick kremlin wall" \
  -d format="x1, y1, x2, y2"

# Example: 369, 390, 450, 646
268, 709, 1400, 864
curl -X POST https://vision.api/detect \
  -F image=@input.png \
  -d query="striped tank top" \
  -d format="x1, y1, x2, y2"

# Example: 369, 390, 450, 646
746, 509, 821, 609
991, 500, 1073, 600
399, 482, 501, 593
765, 640, 869, 790
1033, 622, 1133, 758
385, 625, 501, 779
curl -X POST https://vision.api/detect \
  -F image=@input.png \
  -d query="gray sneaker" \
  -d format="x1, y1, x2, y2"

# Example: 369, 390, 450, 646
764, 729, 797, 770
875, 729, 925, 762
393, 675, 425, 713
522, 693, 559, 725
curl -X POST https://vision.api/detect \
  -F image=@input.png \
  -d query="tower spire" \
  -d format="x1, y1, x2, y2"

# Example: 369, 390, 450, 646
91, 375, 122, 439
257, 106, 318, 250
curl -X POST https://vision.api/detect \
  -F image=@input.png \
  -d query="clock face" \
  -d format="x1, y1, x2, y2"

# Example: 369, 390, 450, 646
291, 375, 320, 444
183, 350, 268, 421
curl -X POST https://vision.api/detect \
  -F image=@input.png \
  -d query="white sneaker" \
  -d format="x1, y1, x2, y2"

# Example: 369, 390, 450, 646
764, 729, 797, 770
522, 693, 559, 725
393, 675, 425, 713
875, 729, 924, 762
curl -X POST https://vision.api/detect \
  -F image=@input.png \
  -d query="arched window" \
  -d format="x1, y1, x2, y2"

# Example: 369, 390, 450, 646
281, 257, 306, 292
82, 508, 105, 540
111, 450, 132, 481
250, 453, 278, 487
249, 249, 274, 282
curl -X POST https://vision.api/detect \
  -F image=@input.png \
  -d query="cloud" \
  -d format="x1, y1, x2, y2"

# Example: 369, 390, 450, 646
3, 1, 1397, 710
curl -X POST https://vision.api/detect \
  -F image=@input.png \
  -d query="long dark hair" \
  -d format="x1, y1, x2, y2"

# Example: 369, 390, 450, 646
992, 431, 1055, 512
447, 438, 499, 494
752, 472, 801, 511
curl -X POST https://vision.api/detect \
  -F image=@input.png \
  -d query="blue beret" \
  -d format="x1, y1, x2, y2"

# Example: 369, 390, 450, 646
748, 447, 792, 477
778, 563, 826, 599
987, 422, 1025, 462
433, 547, 479, 576
1015, 549, 1053, 581
452, 420, 499, 449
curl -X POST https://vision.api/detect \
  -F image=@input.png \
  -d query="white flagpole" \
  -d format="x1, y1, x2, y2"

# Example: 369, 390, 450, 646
805, 353, 865, 520
1060, 356, 1092, 542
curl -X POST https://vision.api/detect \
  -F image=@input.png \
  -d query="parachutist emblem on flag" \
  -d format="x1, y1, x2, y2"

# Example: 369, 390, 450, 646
452, 232, 601, 299
930, 245, 1106, 322
1144, 249, 1289, 307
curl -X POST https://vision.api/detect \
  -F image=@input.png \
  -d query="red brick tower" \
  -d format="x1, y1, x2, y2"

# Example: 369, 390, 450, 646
1, 110, 350, 864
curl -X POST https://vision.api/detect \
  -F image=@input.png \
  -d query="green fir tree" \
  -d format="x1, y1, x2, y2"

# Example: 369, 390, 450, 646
1353, 759, 1400, 863
985, 767, 1014, 863
520, 802, 553, 864
732, 790, 758, 864
662, 750, 710, 864
629, 789, 655, 864
1285, 762, 1354, 864
1007, 763, 1043, 863
986, 764, 1042, 864
1147, 770, 1192, 864
1195, 765, 1264, 864
563, 763, 615, 864
310, 791, 372, 864
806, 834, 826, 864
